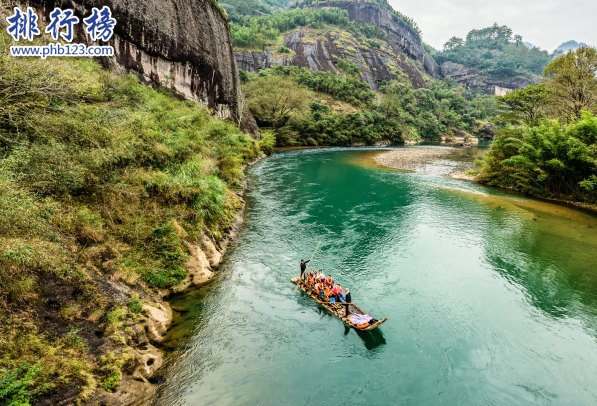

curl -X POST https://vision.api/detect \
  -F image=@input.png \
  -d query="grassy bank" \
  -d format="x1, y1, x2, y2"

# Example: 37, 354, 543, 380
0, 31, 264, 404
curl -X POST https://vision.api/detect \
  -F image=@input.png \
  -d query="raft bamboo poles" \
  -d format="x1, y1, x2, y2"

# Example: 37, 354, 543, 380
291, 277, 388, 331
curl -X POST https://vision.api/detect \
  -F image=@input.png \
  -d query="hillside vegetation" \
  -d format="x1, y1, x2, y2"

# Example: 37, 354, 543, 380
243, 65, 497, 146
0, 32, 264, 404
229, 0, 421, 49
436, 23, 555, 80
230, 8, 386, 50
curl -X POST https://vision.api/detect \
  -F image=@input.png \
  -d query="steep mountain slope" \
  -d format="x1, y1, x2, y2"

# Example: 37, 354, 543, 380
32, 0, 259, 137
233, 1, 439, 90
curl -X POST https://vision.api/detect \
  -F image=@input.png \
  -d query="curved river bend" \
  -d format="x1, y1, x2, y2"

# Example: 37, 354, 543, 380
156, 147, 597, 406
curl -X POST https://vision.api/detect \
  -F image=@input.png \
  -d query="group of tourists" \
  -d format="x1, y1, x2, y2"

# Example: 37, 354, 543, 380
300, 259, 351, 305
299, 258, 379, 329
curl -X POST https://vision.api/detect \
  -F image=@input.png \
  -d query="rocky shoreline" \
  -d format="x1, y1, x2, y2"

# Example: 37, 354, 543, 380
373, 147, 477, 177
80, 153, 266, 406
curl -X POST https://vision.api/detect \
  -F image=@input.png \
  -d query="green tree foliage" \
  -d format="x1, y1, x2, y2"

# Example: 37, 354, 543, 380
259, 65, 374, 106
479, 46, 597, 204
230, 3, 406, 50
495, 83, 551, 125
243, 75, 311, 128
347, 21, 387, 41
243, 66, 497, 146
221, 0, 295, 24
230, 8, 350, 49
479, 113, 597, 203
544, 46, 597, 121
435, 23, 554, 78
443, 36, 464, 51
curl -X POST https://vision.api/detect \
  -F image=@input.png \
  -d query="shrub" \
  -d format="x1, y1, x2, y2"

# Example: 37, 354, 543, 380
128, 297, 143, 314
0, 362, 45, 405
258, 130, 276, 155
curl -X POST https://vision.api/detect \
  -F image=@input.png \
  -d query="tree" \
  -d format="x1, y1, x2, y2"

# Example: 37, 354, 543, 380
544, 46, 597, 121
243, 76, 310, 128
443, 36, 464, 51
490, 58, 517, 77
495, 83, 550, 125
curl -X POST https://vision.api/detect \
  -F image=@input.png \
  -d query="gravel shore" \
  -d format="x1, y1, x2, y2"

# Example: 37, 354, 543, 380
374, 148, 477, 176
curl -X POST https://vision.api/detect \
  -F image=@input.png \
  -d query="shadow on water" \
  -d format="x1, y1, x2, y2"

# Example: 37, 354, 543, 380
301, 294, 387, 351
348, 326, 387, 351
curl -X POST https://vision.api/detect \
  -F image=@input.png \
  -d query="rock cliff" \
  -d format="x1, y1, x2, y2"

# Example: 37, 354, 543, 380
441, 61, 533, 96
31, 0, 260, 138
234, 1, 439, 90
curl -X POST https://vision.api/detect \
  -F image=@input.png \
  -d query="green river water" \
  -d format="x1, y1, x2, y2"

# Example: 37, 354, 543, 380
155, 146, 597, 406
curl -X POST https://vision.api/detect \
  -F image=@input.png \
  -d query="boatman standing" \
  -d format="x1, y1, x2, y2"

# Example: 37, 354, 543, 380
300, 259, 310, 281
344, 288, 352, 316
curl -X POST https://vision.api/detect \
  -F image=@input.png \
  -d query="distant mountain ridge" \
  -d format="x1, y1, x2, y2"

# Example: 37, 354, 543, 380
556, 40, 588, 53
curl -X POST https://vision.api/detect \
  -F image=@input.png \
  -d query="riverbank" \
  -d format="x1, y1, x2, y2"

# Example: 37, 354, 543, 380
373, 147, 478, 177
130, 153, 267, 405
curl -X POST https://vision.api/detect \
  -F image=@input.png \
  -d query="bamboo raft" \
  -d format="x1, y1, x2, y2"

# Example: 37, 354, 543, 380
291, 277, 388, 331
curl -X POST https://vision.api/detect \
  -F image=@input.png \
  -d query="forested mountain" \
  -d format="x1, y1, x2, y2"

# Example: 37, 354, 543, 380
436, 24, 556, 82
231, 0, 438, 89
222, 0, 498, 146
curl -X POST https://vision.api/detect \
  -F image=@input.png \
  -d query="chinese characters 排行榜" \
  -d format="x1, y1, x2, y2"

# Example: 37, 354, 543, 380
6, 6, 116, 42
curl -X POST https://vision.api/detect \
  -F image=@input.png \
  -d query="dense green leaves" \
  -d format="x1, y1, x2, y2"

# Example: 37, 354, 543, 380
244, 75, 311, 128
262, 65, 373, 106
480, 113, 597, 203
435, 23, 554, 78
544, 46, 597, 121
230, 8, 350, 49
244, 66, 497, 146
495, 83, 551, 125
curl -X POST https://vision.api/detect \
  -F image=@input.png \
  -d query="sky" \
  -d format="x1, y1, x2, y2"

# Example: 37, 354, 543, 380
387, 0, 597, 52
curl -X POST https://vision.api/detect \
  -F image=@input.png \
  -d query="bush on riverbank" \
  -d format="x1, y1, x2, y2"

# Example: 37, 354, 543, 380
478, 113, 597, 203
0, 31, 261, 403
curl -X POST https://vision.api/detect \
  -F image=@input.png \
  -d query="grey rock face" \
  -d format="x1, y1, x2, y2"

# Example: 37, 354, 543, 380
441, 62, 533, 96
311, 1, 439, 76
235, 2, 439, 90
31, 0, 260, 138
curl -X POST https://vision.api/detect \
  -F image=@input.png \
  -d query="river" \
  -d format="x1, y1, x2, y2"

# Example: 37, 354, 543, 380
155, 146, 597, 406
